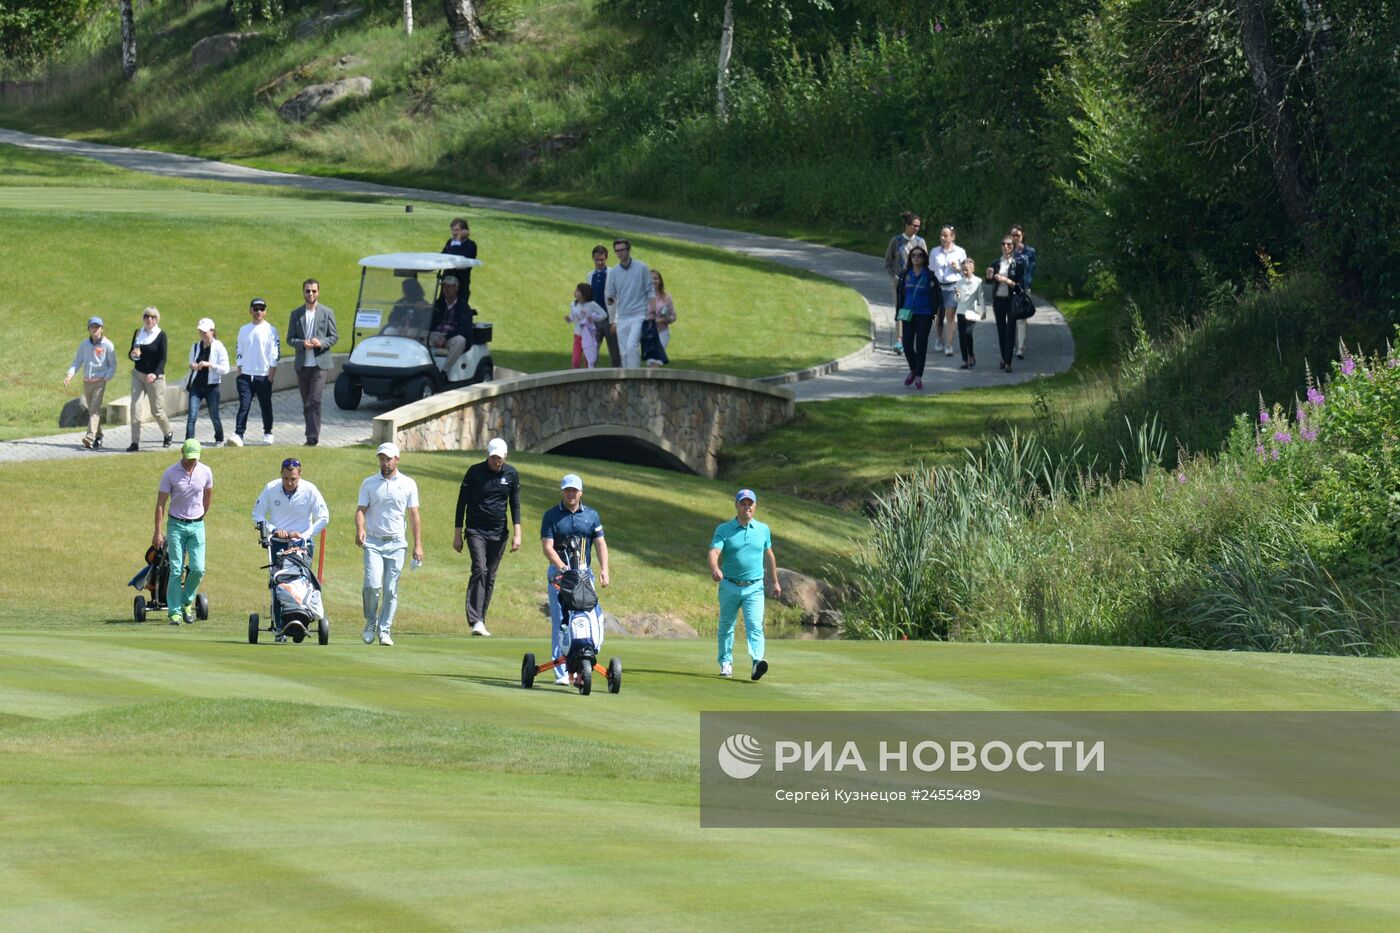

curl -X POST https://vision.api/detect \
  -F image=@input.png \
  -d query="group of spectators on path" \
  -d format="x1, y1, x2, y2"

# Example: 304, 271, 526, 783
570, 239, 676, 370
148, 436, 776, 681
884, 213, 1038, 387
63, 284, 339, 451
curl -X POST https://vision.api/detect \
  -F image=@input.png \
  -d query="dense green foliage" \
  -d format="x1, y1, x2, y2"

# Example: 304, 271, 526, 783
847, 328, 1400, 656
0, 0, 97, 63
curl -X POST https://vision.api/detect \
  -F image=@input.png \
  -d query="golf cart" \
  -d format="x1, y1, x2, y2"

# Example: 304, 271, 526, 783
334, 252, 492, 410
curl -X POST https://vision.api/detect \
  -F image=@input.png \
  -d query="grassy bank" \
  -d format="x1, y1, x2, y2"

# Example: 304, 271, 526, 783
0, 446, 866, 636
0, 145, 866, 438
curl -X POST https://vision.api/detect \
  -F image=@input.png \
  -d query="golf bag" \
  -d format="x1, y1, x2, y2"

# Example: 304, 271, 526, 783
554, 536, 603, 670
271, 546, 324, 626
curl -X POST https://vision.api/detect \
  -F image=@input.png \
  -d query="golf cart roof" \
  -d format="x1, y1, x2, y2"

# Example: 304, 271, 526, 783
357, 252, 483, 271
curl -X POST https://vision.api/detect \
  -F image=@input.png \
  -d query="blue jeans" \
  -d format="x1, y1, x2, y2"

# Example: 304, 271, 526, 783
185, 384, 224, 443
235, 374, 274, 436
717, 578, 765, 666
165, 517, 206, 619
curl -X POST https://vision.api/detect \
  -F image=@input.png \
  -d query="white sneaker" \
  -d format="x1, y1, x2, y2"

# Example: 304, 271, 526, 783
362, 622, 375, 644
227, 434, 244, 447
379, 633, 393, 646
263, 433, 275, 445
934, 339, 944, 353
470, 621, 491, 637
719, 662, 733, 678
945, 347, 954, 356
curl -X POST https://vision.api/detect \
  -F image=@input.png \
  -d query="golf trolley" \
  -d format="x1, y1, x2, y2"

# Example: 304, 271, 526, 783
520, 537, 621, 696
128, 543, 209, 623
247, 526, 329, 646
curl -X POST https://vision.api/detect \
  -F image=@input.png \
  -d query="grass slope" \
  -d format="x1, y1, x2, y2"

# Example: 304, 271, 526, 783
0, 447, 865, 636
2, 630, 1399, 929
0, 144, 867, 437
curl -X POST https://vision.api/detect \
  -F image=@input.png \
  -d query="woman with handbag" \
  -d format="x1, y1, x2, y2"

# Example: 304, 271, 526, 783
986, 237, 1027, 373
899, 246, 936, 389
952, 258, 987, 370
186, 317, 230, 445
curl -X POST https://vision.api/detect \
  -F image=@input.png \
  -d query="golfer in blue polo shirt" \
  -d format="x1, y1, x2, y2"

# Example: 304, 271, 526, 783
708, 488, 781, 680
541, 472, 609, 685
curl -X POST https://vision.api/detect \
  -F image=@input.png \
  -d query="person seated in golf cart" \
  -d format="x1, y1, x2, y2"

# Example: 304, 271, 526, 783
383, 278, 430, 338
428, 275, 474, 374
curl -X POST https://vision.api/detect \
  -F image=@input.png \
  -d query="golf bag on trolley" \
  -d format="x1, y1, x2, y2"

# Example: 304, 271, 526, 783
271, 545, 324, 629
555, 536, 603, 673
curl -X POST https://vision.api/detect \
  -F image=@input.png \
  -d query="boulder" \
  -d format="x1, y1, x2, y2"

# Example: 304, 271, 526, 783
334, 54, 369, 71
620, 613, 699, 639
59, 396, 89, 428
776, 568, 837, 612
295, 7, 364, 41
276, 76, 372, 123
800, 609, 845, 630
191, 32, 260, 70
602, 611, 627, 638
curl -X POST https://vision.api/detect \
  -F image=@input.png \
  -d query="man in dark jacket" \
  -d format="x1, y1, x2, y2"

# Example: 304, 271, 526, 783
441, 218, 477, 308
429, 276, 473, 375
453, 437, 521, 636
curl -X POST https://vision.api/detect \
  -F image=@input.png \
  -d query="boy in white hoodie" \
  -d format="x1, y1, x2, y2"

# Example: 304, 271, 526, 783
64, 316, 116, 449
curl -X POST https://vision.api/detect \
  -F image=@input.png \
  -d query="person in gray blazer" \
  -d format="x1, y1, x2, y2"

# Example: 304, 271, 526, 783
287, 278, 339, 446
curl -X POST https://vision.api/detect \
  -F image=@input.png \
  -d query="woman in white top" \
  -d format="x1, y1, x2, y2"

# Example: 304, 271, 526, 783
566, 282, 609, 368
932, 226, 968, 358
952, 258, 986, 370
185, 318, 231, 445
986, 236, 1027, 372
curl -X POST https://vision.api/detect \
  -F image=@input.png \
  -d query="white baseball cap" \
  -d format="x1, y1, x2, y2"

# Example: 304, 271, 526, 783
196, 317, 216, 333
560, 473, 583, 491
486, 438, 508, 458
377, 442, 401, 459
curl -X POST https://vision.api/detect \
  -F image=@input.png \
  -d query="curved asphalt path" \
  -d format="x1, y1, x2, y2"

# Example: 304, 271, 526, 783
0, 127, 1073, 462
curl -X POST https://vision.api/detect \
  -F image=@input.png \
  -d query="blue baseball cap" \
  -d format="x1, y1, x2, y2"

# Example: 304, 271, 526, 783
87, 316, 104, 327
560, 473, 583, 491
735, 488, 757, 503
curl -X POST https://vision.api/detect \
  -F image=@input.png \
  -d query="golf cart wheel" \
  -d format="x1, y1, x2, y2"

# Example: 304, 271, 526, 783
133, 594, 147, 623
578, 663, 592, 696
607, 658, 622, 694
404, 376, 433, 402
248, 613, 260, 644
472, 359, 494, 385
195, 593, 209, 621
289, 621, 306, 644
334, 372, 362, 410
521, 653, 536, 689
318, 617, 329, 645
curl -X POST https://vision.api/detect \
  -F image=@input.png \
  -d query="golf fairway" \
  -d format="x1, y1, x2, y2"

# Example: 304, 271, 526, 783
2, 630, 1400, 930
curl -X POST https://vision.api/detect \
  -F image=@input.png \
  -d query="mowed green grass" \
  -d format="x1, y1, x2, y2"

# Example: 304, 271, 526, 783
2, 630, 1399, 929
0, 447, 864, 636
0, 144, 868, 437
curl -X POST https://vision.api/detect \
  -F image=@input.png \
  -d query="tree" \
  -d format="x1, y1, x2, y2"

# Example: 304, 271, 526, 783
1236, 0, 1313, 229
716, 0, 735, 120
119, 0, 136, 81
404, 0, 413, 35
442, 0, 484, 54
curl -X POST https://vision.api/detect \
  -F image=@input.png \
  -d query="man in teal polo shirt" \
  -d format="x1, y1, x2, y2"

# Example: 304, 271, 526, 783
153, 438, 214, 625
708, 488, 781, 680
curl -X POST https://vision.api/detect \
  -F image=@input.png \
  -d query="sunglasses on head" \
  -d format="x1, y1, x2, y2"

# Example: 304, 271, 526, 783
282, 458, 301, 470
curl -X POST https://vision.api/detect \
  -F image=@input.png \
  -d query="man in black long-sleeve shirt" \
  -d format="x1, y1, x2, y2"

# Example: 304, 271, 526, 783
453, 437, 521, 636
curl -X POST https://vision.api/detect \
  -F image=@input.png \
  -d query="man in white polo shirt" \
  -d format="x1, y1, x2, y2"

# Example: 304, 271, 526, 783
603, 238, 655, 368
356, 442, 423, 646
251, 455, 331, 642
233, 297, 280, 446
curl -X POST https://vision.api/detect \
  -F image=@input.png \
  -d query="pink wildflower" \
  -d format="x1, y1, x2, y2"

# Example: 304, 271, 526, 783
1271, 448, 1280, 461
1341, 357, 1356, 376
1273, 430, 1292, 444
1306, 387, 1325, 405
1259, 410, 1270, 424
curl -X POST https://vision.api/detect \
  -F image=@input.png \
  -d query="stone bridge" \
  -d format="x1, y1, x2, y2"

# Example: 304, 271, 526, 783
371, 369, 796, 476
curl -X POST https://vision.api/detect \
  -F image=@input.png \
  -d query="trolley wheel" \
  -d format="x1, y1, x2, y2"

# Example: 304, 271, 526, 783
578, 663, 592, 696
318, 617, 329, 645
195, 592, 209, 621
607, 657, 622, 694
521, 653, 536, 689
287, 620, 307, 644
248, 613, 260, 644
133, 594, 147, 623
